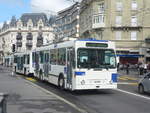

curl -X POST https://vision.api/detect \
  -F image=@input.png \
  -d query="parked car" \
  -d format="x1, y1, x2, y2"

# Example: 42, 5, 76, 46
138, 72, 150, 94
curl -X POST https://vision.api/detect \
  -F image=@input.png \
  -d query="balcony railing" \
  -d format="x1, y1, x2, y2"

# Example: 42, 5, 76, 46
36, 43, 43, 47
26, 33, 33, 40
26, 42, 33, 47
145, 38, 150, 43
92, 14, 105, 29
16, 33, 22, 40
16, 41, 22, 47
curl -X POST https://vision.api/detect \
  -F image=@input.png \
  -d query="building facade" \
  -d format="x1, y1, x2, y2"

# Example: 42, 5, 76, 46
54, 2, 80, 41
79, 0, 150, 64
0, 13, 54, 64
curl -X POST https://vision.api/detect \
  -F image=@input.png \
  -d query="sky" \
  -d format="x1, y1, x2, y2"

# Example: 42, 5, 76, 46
0, 0, 75, 28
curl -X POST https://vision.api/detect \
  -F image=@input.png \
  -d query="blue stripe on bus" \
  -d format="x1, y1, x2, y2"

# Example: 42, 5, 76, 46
77, 38, 108, 42
112, 73, 118, 82
75, 72, 85, 76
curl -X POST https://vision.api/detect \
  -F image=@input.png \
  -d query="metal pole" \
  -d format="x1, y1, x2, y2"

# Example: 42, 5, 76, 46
0, 93, 8, 113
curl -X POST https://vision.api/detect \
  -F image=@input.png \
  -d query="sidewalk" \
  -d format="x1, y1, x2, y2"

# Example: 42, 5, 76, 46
0, 66, 79, 113
118, 69, 139, 77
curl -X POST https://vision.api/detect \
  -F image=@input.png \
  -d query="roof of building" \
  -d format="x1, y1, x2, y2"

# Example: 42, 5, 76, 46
20, 13, 49, 26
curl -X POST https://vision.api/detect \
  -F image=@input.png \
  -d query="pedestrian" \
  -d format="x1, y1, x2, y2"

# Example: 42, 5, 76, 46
126, 63, 130, 75
139, 62, 144, 75
147, 62, 150, 72
117, 63, 120, 71
144, 63, 147, 74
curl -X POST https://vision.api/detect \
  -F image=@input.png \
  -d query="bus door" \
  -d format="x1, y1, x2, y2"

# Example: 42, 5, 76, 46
44, 52, 49, 78
67, 48, 74, 86
35, 52, 40, 74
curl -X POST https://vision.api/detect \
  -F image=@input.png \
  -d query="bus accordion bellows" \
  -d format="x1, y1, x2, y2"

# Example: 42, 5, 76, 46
14, 38, 118, 91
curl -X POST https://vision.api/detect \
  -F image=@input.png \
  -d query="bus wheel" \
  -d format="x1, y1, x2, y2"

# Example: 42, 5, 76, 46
58, 76, 65, 90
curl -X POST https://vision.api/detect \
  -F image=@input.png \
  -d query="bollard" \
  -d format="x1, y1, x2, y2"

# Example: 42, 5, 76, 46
0, 93, 8, 113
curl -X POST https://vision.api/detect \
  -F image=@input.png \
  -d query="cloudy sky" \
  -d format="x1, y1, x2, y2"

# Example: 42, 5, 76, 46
0, 0, 75, 27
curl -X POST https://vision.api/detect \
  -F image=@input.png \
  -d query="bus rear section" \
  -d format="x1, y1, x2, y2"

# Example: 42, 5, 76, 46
13, 52, 34, 76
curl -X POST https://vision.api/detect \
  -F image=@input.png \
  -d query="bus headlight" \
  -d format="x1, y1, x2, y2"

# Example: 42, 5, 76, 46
81, 80, 85, 85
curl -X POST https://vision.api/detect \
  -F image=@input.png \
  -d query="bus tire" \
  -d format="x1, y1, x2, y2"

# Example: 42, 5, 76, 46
58, 75, 65, 90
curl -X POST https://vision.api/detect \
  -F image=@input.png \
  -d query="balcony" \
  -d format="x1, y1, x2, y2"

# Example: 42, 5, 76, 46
26, 42, 33, 47
37, 34, 43, 40
16, 41, 22, 47
26, 33, 33, 40
36, 40, 43, 47
145, 38, 150, 43
16, 33, 22, 40
92, 14, 105, 29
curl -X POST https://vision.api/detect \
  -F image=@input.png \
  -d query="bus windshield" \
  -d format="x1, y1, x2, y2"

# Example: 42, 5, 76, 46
77, 48, 116, 69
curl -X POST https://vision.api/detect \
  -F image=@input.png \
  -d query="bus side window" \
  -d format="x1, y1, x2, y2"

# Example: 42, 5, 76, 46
50, 49, 57, 65
27, 55, 30, 64
58, 48, 66, 65
45, 53, 49, 63
40, 51, 44, 64
70, 49, 75, 68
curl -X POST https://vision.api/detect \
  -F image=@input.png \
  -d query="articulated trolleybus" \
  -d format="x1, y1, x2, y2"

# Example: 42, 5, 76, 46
13, 52, 34, 76
32, 38, 118, 91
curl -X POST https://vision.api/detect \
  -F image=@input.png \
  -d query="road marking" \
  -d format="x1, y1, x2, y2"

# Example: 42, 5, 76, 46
114, 88, 150, 100
118, 82, 138, 86
25, 80, 87, 113
124, 76, 138, 81
26, 77, 37, 82
118, 77, 128, 81
118, 76, 138, 81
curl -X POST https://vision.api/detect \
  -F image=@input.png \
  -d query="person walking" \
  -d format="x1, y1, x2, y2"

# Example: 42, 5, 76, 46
126, 63, 130, 75
139, 62, 144, 75
144, 63, 147, 74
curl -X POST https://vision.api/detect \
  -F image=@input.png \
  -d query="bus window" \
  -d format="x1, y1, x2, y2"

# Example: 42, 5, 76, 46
27, 55, 30, 64
58, 48, 66, 65
14, 55, 17, 63
77, 48, 116, 69
32, 52, 36, 63
40, 51, 44, 64
50, 49, 57, 65
44, 53, 49, 63
23, 55, 25, 64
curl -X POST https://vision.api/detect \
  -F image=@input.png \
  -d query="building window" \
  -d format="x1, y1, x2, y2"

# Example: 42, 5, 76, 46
98, 3, 105, 13
116, 2, 123, 11
131, 31, 137, 40
116, 16, 122, 26
131, 16, 137, 26
131, 0, 137, 10
93, 14, 104, 24
116, 31, 122, 40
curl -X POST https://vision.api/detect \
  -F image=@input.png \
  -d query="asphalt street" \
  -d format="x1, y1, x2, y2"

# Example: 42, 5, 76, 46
0, 66, 79, 113
0, 66, 150, 113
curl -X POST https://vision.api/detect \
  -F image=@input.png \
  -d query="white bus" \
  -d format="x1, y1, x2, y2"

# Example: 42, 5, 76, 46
4, 55, 13, 67
13, 52, 34, 76
32, 38, 118, 91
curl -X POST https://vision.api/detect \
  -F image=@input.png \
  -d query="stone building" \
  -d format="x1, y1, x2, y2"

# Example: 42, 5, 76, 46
54, 2, 80, 41
0, 13, 54, 64
79, 0, 150, 64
